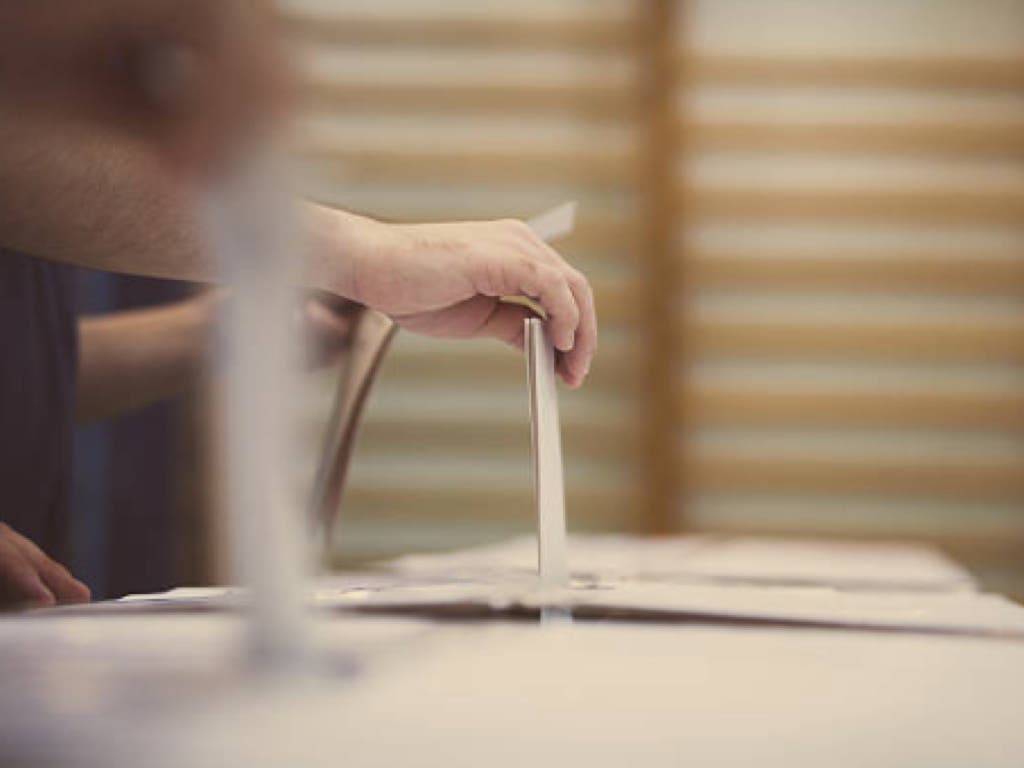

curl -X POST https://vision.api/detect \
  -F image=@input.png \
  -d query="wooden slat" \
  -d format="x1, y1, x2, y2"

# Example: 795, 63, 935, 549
307, 199, 639, 252
342, 485, 632, 526
304, 146, 632, 185
636, 0, 682, 534
284, 12, 637, 50
355, 419, 637, 461
686, 524, 1024, 562
692, 251, 1024, 296
692, 317, 1024, 362
691, 455, 1024, 498
302, 79, 635, 116
380, 347, 636, 389
563, 216, 640, 253
690, 387, 1024, 429
687, 54, 1024, 89
687, 187, 1024, 224
691, 120, 1024, 157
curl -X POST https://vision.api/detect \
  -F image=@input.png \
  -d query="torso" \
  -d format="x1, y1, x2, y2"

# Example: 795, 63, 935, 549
0, 251, 77, 563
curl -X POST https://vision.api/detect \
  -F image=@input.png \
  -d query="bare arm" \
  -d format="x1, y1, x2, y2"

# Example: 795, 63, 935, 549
76, 294, 215, 424
0, 114, 215, 284
1, 117, 596, 386
1, 0, 596, 386
76, 290, 359, 424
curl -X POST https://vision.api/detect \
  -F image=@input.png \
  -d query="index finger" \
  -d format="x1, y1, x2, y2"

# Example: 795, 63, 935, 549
560, 268, 597, 387
8, 530, 91, 604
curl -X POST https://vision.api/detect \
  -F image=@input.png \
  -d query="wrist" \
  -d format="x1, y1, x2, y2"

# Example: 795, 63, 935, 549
304, 203, 405, 303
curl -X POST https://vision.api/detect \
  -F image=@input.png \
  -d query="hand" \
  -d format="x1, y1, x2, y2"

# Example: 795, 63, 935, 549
0, 523, 90, 609
298, 293, 361, 370
320, 212, 598, 388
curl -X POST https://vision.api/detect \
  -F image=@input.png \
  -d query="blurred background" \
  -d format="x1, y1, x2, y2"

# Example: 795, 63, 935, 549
74, 0, 1024, 600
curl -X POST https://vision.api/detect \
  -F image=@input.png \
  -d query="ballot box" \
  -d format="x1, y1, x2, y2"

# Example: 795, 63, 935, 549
1, 535, 1023, 768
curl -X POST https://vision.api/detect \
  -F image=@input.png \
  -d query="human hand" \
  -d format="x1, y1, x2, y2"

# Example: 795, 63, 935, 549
316, 212, 597, 388
0, 523, 90, 609
299, 293, 362, 370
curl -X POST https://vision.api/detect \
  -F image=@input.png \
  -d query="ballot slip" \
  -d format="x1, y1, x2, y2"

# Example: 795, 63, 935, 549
526, 318, 569, 588
523, 202, 576, 589
526, 201, 576, 242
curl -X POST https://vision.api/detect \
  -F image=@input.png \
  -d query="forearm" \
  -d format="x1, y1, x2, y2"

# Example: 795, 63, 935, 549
76, 296, 215, 424
0, 114, 214, 282
0, 114, 359, 296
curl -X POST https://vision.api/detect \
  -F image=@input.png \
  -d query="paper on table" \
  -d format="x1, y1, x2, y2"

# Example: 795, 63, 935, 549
388, 534, 975, 592
311, 576, 1024, 639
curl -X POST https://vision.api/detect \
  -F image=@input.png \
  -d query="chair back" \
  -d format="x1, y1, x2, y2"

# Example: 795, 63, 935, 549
309, 309, 398, 559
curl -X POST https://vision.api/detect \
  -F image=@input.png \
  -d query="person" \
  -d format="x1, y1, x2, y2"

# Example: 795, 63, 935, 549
0, 1, 598, 608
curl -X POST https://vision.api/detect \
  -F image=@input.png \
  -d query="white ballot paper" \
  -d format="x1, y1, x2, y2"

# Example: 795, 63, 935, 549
526, 318, 568, 588
526, 201, 576, 242
523, 202, 576, 588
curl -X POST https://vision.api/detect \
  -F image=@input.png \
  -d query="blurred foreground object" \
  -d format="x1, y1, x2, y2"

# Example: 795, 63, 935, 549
0, 0, 307, 662
0, 0, 288, 173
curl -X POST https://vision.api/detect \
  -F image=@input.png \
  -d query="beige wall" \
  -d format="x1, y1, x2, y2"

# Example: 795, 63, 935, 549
283, 0, 1024, 596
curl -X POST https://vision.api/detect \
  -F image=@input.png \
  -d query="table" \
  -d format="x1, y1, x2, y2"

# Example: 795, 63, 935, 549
2, 535, 1022, 767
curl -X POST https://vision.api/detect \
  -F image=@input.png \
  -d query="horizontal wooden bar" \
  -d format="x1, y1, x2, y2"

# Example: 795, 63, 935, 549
690, 387, 1024, 429
341, 484, 633, 526
302, 145, 633, 185
692, 251, 1024, 296
685, 524, 1024, 562
691, 455, 1024, 499
691, 317, 1024, 362
690, 120, 1024, 157
356, 418, 637, 461
284, 12, 637, 50
378, 345, 636, 389
302, 79, 635, 116
686, 54, 1024, 89
306, 200, 639, 252
563, 217, 640, 253
687, 187, 1024, 224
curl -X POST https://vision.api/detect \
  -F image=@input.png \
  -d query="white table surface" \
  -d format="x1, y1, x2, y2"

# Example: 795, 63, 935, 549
2, 536, 1021, 768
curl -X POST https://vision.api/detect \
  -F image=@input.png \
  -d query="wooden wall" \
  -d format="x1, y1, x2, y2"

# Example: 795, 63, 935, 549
282, 0, 1024, 597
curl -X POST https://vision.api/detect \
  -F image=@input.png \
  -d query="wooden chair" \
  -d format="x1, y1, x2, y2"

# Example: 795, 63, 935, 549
308, 308, 398, 561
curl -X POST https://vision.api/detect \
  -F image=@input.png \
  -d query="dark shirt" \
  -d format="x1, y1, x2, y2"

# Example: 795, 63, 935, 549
0, 251, 77, 564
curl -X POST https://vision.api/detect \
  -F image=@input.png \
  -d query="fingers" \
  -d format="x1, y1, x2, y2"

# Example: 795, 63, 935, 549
514, 260, 580, 354
561, 268, 597, 387
361, 214, 599, 386
0, 527, 54, 608
304, 297, 356, 338
478, 301, 532, 351
0, 523, 89, 608
500, 222, 598, 387
8, 527, 91, 604
44, 567, 91, 604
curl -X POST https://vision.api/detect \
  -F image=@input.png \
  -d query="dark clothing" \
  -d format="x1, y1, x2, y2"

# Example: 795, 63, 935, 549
0, 251, 77, 564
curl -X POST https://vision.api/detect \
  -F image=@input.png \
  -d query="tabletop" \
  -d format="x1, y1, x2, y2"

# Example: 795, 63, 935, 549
2, 535, 1022, 768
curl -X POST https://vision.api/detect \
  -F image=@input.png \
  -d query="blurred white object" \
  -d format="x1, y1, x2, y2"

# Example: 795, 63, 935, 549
389, 534, 975, 592
201, 149, 309, 668
526, 200, 576, 242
